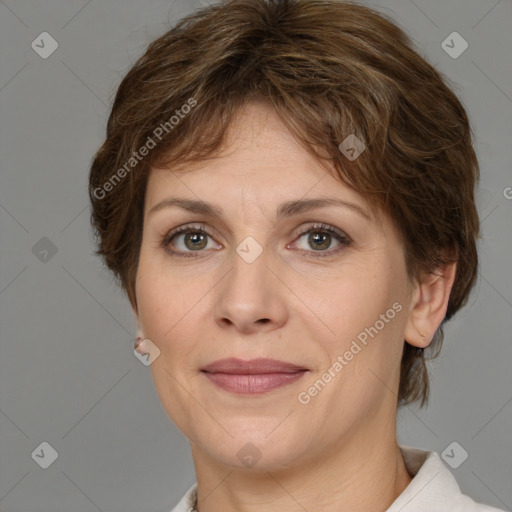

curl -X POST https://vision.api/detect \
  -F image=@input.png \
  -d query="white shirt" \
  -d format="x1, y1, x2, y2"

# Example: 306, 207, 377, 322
170, 445, 505, 511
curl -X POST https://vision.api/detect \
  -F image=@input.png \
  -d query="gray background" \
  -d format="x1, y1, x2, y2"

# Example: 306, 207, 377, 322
0, 0, 511, 511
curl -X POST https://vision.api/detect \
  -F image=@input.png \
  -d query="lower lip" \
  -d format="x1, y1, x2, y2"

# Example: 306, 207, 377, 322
203, 371, 307, 394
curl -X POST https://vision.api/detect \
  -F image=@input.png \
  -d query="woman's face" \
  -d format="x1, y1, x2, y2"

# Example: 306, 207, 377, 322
134, 101, 416, 470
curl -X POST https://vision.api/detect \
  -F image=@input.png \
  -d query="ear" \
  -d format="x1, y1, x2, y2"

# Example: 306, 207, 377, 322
404, 261, 457, 348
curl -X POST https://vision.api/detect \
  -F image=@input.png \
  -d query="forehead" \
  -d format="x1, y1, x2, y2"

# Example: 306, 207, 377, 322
144, 100, 386, 231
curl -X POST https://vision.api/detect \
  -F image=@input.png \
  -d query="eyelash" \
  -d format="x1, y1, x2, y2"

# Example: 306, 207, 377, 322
159, 222, 352, 259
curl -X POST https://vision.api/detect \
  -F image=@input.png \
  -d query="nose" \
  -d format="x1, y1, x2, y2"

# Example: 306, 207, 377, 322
212, 246, 289, 334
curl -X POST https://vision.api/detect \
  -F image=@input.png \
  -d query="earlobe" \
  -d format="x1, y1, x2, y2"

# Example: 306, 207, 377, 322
134, 324, 146, 350
404, 261, 457, 348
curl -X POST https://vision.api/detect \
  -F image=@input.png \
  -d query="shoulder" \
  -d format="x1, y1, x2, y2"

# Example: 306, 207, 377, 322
386, 445, 506, 512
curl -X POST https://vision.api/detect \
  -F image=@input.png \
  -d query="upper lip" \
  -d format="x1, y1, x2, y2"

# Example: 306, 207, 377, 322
201, 358, 308, 374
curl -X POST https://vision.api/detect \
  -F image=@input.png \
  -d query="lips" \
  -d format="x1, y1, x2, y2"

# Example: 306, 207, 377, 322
201, 357, 308, 374
201, 358, 309, 394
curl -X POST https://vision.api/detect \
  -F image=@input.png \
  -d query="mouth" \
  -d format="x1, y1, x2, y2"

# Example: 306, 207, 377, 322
200, 358, 309, 394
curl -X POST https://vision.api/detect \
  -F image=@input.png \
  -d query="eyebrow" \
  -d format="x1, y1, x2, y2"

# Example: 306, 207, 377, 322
148, 197, 371, 221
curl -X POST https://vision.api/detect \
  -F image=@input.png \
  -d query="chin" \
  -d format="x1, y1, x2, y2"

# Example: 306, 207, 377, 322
191, 422, 306, 469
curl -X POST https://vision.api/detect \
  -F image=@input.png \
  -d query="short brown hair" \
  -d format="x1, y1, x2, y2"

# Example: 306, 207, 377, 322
88, 0, 480, 408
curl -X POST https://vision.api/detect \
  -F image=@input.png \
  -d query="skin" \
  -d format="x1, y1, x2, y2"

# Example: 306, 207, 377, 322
132, 100, 457, 512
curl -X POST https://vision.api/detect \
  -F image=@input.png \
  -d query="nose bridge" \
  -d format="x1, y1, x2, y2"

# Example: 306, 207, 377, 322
213, 236, 287, 331
227, 238, 273, 303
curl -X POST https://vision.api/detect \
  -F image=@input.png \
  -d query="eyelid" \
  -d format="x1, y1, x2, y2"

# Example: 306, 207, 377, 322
159, 222, 219, 248
293, 222, 351, 243
288, 222, 352, 257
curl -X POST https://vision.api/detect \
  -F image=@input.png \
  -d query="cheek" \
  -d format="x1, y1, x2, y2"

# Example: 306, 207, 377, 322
306, 287, 406, 421
135, 256, 203, 433
312, 261, 407, 368
307, 265, 386, 332
135, 250, 210, 356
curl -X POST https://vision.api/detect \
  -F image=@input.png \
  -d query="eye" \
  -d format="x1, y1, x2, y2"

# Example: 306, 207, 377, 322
160, 222, 352, 259
159, 223, 220, 258
290, 223, 351, 257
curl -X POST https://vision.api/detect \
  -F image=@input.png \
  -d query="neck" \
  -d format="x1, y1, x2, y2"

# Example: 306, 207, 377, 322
190, 420, 413, 512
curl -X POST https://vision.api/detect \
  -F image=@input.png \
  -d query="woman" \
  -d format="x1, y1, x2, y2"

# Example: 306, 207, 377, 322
89, 0, 504, 510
